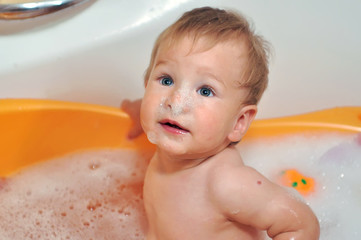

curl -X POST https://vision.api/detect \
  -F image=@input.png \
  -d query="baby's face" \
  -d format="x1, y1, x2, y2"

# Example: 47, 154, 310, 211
141, 36, 251, 158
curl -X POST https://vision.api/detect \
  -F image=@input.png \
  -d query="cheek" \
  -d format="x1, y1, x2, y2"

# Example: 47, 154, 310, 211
140, 92, 157, 130
194, 108, 226, 139
140, 88, 167, 128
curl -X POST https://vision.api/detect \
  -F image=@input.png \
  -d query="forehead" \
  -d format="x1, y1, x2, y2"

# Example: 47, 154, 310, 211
155, 36, 249, 84
158, 34, 248, 58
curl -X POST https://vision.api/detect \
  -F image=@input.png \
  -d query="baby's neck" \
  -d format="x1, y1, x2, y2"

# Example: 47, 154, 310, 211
151, 149, 210, 174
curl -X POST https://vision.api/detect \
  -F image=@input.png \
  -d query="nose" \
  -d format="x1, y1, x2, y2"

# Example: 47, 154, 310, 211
164, 89, 191, 115
166, 90, 181, 107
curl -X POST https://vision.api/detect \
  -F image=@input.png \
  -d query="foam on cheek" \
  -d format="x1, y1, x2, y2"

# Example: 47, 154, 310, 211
158, 97, 167, 116
146, 131, 157, 145
147, 129, 176, 151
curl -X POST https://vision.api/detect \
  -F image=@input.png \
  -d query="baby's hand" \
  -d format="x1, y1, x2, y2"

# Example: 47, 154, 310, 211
121, 99, 143, 139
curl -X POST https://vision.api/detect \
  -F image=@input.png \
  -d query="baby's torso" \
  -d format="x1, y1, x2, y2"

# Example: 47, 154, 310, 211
143, 149, 264, 240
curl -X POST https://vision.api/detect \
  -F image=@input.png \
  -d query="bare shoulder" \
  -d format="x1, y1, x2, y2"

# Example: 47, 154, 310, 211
208, 147, 274, 213
208, 146, 271, 189
208, 147, 320, 239
208, 147, 280, 208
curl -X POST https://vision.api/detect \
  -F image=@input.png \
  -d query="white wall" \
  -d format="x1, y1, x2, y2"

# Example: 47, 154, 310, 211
1, 0, 360, 118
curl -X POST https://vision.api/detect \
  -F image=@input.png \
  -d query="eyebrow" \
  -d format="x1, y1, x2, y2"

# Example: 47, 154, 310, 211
154, 59, 225, 87
154, 59, 174, 69
198, 68, 225, 87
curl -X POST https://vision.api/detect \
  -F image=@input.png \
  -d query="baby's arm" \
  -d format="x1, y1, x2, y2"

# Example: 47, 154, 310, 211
211, 158, 320, 239
121, 99, 143, 139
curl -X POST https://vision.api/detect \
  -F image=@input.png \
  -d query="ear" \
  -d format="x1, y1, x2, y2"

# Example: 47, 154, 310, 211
228, 105, 257, 142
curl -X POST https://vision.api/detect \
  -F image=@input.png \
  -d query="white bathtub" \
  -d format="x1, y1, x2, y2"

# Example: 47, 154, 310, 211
1, 0, 360, 118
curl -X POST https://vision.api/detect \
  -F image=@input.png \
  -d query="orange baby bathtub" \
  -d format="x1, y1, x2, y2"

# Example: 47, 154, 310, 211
1, 98, 360, 177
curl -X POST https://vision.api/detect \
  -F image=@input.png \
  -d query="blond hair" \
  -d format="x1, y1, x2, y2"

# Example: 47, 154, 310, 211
144, 7, 270, 105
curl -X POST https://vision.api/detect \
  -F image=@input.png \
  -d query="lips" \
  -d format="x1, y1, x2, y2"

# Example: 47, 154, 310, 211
159, 119, 189, 134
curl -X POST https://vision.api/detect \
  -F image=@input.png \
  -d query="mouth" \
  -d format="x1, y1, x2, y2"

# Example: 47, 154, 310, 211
159, 119, 190, 134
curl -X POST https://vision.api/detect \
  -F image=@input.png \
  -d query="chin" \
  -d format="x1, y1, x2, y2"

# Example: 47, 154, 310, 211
157, 140, 189, 156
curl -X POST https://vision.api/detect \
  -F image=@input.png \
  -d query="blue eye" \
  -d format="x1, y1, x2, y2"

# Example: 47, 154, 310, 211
198, 87, 214, 97
160, 77, 173, 86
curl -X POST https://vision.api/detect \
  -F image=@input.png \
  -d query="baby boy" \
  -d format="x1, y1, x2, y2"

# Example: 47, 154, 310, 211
123, 6, 320, 240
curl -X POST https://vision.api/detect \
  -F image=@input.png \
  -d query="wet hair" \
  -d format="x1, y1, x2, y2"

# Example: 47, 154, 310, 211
144, 6, 271, 105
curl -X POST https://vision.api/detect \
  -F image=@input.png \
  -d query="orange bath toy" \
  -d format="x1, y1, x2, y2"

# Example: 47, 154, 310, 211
279, 169, 315, 196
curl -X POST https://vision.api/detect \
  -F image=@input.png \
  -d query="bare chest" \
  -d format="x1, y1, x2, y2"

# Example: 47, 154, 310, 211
143, 170, 262, 240
144, 167, 214, 218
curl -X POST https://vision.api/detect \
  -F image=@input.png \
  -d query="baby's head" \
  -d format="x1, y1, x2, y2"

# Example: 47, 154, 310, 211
141, 7, 270, 156
144, 6, 270, 105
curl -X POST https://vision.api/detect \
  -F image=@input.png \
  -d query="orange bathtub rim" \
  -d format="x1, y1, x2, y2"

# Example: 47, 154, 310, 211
1, 98, 361, 177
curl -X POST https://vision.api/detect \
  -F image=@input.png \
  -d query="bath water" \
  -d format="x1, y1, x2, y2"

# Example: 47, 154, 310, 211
0, 149, 152, 240
0, 132, 360, 239
238, 132, 361, 239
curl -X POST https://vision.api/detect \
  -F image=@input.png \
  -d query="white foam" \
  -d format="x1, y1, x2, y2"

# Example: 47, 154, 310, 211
238, 132, 361, 239
170, 88, 193, 116
0, 149, 152, 240
159, 86, 195, 117
147, 131, 157, 144
1, 132, 360, 239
